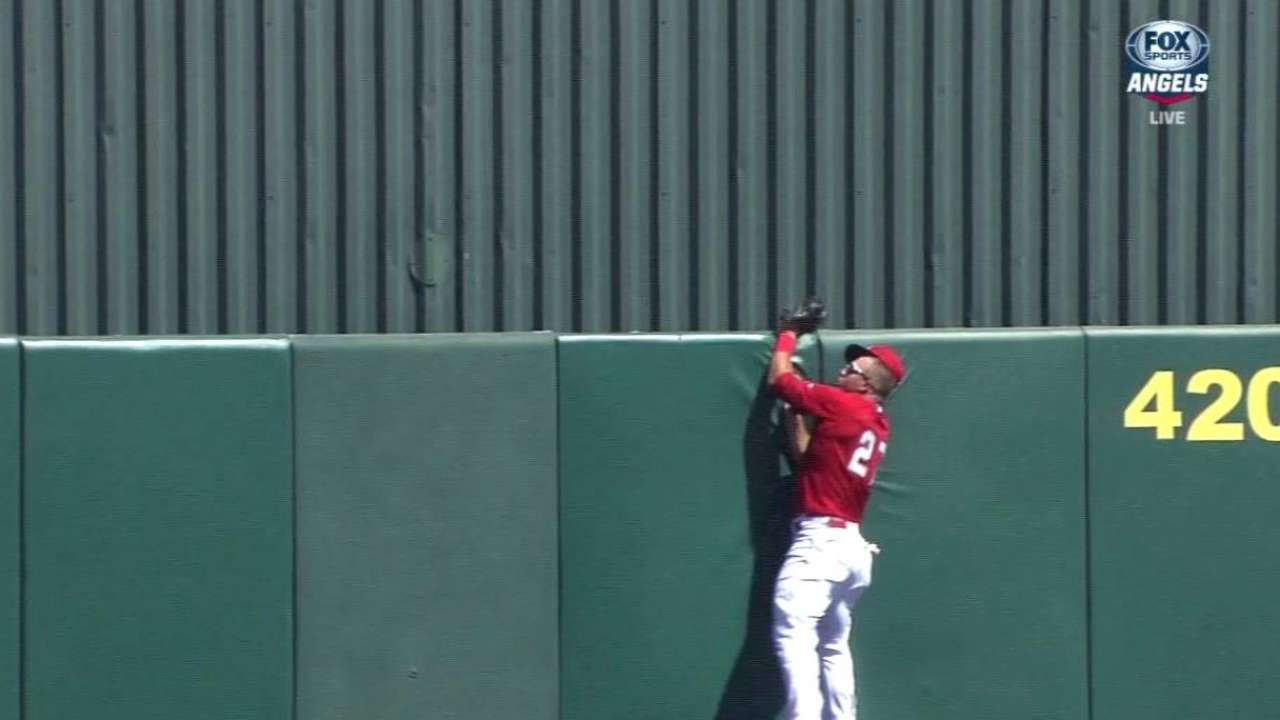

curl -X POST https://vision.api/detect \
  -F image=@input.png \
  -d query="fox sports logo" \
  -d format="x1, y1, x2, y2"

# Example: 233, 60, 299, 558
1126, 20, 1210, 72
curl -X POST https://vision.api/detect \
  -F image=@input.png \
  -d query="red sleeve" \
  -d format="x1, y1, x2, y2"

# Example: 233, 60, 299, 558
773, 372, 845, 419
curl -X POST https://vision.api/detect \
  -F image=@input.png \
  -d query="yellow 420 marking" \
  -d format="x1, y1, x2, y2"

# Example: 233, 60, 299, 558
1124, 371, 1182, 439
1125, 368, 1280, 442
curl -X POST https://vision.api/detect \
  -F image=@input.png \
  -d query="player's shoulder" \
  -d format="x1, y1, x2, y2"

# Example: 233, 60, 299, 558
835, 389, 887, 419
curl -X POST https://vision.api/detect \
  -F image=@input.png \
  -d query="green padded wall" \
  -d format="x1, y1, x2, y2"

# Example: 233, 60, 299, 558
0, 341, 16, 720
22, 339, 293, 720
559, 333, 820, 720
293, 334, 558, 720
1087, 327, 1280, 719
820, 329, 1088, 720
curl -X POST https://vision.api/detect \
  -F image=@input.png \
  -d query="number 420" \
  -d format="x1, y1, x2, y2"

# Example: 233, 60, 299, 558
1124, 368, 1280, 441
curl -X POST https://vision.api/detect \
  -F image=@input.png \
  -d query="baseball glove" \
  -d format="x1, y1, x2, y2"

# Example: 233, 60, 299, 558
778, 296, 827, 336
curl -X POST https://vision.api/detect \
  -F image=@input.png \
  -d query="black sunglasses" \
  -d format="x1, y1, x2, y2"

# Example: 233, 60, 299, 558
838, 360, 868, 379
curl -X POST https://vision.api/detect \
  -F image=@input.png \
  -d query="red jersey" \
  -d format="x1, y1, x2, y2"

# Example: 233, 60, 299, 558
773, 371, 891, 523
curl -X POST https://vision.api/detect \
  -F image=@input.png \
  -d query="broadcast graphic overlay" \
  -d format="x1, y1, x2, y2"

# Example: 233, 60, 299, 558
1124, 19, 1210, 125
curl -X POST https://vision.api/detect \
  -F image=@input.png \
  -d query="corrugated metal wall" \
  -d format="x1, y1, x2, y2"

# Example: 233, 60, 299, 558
0, 0, 1276, 335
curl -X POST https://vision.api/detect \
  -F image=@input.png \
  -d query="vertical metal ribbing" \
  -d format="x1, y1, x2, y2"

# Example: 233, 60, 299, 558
1084, 0, 1121, 325
577, 0, 611, 332
969, 0, 1002, 327
0, 0, 18, 334
381, 0, 416, 333
1121, 0, 1162, 326
500, 0, 538, 332
263, 0, 300, 333
656, 0, 691, 331
223, 0, 261, 333
774, 0, 807, 313
928, 0, 964, 328
1241, 0, 1278, 322
1046, 0, 1082, 326
0, 0, 1273, 334
1163, 0, 1203, 325
851, 0, 885, 328
62, 0, 99, 335
20, 0, 59, 335
812, 0, 848, 330
142, 0, 180, 334
733, 0, 769, 330
615, 0, 653, 332
1007, 0, 1044, 326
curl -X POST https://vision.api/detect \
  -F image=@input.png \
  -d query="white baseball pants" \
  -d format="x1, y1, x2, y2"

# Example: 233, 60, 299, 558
772, 515, 875, 720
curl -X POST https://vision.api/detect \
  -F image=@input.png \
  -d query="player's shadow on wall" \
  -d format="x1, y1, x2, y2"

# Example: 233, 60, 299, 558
714, 375, 795, 719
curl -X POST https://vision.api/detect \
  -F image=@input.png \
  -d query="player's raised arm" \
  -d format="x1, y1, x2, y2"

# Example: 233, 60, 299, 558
768, 331, 799, 386
769, 297, 827, 386
769, 297, 836, 418
783, 404, 812, 462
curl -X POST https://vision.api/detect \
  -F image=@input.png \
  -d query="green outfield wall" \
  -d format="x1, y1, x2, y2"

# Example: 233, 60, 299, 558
293, 334, 558, 720
0, 329, 1276, 719
22, 339, 293, 720
819, 329, 1088, 720
1086, 327, 1280, 720
559, 333, 820, 720
0, 341, 15, 720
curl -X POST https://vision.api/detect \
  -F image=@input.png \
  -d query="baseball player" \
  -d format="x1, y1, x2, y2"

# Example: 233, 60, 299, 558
768, 299, 906, 719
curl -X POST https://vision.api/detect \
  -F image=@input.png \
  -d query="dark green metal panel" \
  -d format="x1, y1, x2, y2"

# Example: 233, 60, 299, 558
0, 0, 1275, 334
22, 338, 292, 720
293, 334, 558, 720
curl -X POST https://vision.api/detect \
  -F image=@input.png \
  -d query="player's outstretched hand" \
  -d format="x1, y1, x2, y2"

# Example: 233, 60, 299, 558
779, 296, 828, 336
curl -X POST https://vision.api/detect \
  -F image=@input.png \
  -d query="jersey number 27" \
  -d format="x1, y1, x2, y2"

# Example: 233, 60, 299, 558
847, 429, 886, 478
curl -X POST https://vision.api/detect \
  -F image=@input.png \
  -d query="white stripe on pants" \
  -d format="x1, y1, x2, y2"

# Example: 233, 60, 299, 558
772, 516, 874, 720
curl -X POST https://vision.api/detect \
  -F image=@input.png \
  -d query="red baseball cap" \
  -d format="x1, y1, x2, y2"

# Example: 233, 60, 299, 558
844, 343, 907, 382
